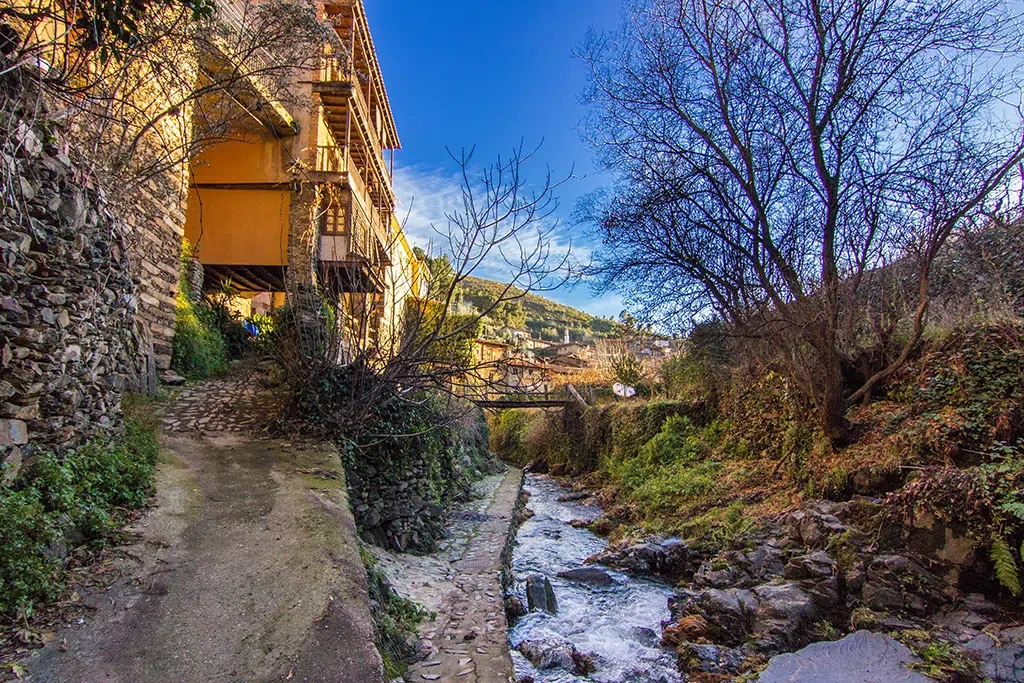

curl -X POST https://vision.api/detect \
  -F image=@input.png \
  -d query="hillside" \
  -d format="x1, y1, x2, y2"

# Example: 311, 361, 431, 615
457, 276, 622, 342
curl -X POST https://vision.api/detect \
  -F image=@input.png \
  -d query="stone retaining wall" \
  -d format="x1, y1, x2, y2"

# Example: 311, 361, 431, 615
0, 94, 141, 483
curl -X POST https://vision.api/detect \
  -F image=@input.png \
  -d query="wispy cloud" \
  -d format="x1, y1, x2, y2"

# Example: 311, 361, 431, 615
393, 163, 586, 285
583, 291, 624, 319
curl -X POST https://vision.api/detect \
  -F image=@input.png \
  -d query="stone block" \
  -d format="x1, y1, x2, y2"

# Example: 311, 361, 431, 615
0, 419, 28, 445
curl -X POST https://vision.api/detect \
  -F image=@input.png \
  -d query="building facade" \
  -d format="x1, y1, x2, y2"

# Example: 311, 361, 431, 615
183, 0, 423, 356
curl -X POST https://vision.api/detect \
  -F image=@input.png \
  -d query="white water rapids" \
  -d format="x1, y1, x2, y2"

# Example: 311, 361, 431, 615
508, 475, 683, 683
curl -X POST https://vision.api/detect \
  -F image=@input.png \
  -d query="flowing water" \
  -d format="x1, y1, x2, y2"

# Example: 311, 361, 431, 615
508, 475, 683, 683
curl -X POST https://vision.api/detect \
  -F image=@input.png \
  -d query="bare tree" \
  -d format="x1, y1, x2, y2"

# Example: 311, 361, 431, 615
274, 142, 576, 437
580, 0, 1024, 438
1, 0, 336, 196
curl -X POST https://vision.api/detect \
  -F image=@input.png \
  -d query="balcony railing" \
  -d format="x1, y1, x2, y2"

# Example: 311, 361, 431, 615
210, 1, 296, 132
314, 54, 395, 209
315, 145, 347, 174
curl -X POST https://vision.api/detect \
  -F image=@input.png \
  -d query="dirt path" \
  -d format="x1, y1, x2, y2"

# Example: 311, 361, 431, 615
402, 468, 522, 683
20, 389, 383, 683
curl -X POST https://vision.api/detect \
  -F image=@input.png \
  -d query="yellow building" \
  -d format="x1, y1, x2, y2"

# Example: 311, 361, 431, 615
183, 0, 423, 353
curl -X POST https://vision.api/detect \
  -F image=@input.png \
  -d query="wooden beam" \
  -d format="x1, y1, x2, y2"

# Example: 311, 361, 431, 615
191, 182, 291, 190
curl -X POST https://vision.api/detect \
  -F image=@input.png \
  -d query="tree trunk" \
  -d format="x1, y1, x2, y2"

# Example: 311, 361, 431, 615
819, 355, 849, 442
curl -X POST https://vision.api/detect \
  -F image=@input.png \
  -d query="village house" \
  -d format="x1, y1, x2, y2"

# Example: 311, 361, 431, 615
182, 0, 424, 352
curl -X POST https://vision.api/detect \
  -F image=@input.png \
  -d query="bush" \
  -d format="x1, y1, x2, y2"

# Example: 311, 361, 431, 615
171, 292, 229, 380
489, 410, 534, 465
0, 399, 160, 617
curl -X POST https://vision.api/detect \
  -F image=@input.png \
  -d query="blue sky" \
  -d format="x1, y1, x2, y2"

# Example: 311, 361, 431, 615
366, 0, 625, 318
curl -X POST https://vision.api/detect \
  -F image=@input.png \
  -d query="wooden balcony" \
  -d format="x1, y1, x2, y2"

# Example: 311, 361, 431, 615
317, 186, 388, 293
312, 56, 396, 212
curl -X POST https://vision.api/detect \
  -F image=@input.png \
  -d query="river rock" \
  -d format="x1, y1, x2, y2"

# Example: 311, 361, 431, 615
756, 630, 934, 682
517, 637, 594, 675
695, 545, 787, 588
557, 567, 614, 587
505, 595, 527, 621
670, 587, 758, 645
525, 574, 557, 613
585, 537, 690, 582
962, 627, 1024, 682
677, 642, 747, 675
751, 582, 820, 652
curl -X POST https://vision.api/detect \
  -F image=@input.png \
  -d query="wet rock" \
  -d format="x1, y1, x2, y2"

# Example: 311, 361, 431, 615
517, 638, 593, 675
505, 595, 527, 621
677, 642, 747, 676
631, 626, 660, 648
525, 574, 557, 613
751, 583, 820, 652
756, 630, 934, 682
671, 587, 759, 645
557, 491, 589, 502
586, 537, 690, 582
557, 567, 614, 587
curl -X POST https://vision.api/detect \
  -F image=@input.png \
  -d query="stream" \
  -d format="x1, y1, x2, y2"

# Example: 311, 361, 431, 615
508, 475, 683, 683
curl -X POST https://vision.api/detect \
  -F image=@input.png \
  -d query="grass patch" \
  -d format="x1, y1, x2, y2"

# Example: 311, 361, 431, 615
894, 631, 981, 682
0, 393, 162, 620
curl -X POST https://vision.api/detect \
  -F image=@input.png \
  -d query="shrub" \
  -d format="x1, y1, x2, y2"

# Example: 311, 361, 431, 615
0, 399, 160, 617
171, 292, 228, 380
489, 410, 534, 465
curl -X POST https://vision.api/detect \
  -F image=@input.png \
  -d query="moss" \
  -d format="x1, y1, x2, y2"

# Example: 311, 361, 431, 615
0, 394, 162, 618
894, 631, 981, 682
360, 546, 430, 678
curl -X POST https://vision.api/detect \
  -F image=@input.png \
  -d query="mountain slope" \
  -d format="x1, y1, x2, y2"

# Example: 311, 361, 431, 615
457, 276, 622, 342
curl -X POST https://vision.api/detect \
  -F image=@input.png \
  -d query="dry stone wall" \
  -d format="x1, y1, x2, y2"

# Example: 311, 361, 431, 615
118, 172, 187, 371
0, 93, 141, 484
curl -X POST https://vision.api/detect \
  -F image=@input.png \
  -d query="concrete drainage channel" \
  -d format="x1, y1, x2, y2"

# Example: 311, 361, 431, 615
371, 467, 523, 683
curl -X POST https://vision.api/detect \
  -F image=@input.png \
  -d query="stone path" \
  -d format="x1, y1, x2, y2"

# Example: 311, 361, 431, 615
403, 468, 523, 683
160, 372, 278, 434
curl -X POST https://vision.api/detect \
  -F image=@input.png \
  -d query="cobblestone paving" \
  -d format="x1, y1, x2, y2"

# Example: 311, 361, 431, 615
160, 373, 278, 434
404, 468, 523, 683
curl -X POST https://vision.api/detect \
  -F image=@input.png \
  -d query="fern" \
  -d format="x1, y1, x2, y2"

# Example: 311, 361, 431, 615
991, 537, 1021, 596
999, 501, 1024, 522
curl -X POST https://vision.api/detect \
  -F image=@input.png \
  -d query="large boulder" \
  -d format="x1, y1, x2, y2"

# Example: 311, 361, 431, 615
670, 587, 759, 646
695, 545, 787, 589
962, 626, 1024, 683
751, 583, 821, 652
783, 503, 850, 548
756, 630, 934, 683
861, 554, 948, 616
525, 574, 557, 613
585, 537, 691, 582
